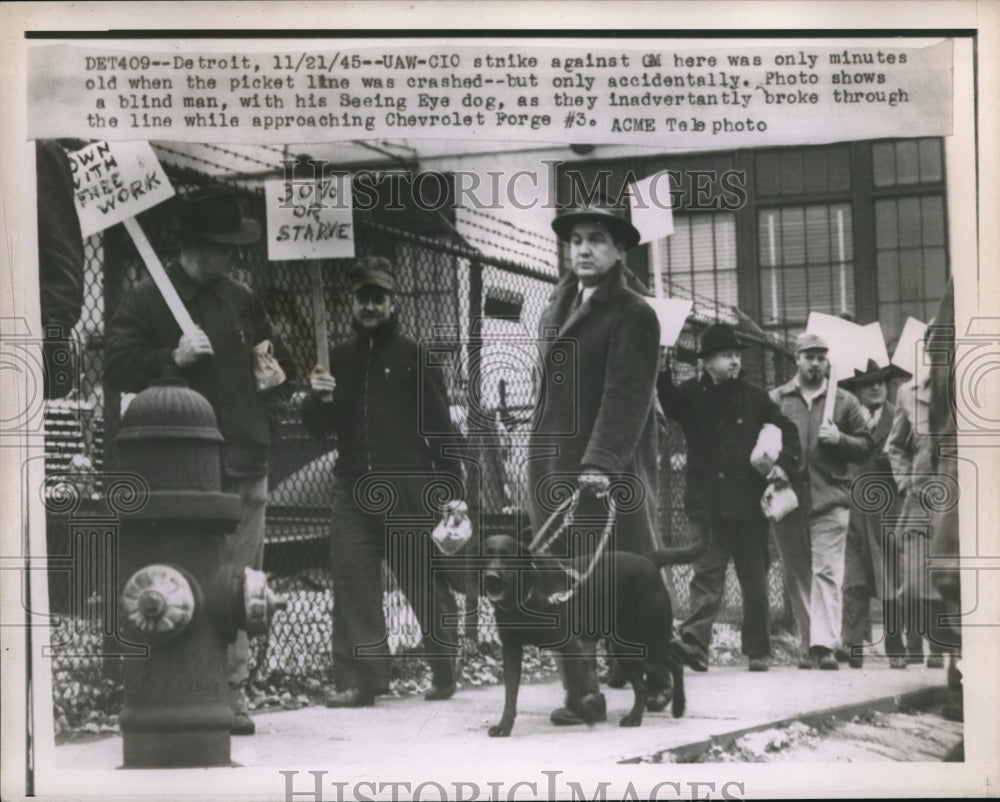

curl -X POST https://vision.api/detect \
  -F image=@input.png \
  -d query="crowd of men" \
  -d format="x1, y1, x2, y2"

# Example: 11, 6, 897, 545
95, 187, 959, 736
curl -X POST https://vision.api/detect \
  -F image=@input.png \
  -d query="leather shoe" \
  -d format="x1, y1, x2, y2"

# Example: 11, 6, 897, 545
424, 682, 456, 701
798, 654, 815, 669
324, 688, 374, 708
747, 657, 769, 672
671, 635, 708, 673
811, 647, 838, 670
550, 693, 607, 726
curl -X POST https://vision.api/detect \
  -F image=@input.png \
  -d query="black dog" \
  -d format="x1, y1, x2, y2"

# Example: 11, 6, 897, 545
483, 533, 708, 737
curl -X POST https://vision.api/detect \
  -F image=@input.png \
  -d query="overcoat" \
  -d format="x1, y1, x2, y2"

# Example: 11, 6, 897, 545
844, 401, 900, 598
657, 368, 800, 521
527, 264, 660, 554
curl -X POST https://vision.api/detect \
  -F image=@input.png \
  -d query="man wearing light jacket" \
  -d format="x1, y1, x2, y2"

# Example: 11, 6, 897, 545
769, 333, 873, 670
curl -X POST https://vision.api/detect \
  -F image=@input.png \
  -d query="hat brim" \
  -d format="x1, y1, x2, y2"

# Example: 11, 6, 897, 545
698, 342, 748, 358
352, 277, 395, 292
172, 217, 261, 246
551, 211, 641, 250
839, 364, 913, 388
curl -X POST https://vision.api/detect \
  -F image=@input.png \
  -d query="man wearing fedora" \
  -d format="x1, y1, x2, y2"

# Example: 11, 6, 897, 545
301, 256, 465, 708
838, 359, 912, 668
769, 333, 872, 669
529, 198, 660, 725
658, 323, 800, 673
106, 186, 292, 735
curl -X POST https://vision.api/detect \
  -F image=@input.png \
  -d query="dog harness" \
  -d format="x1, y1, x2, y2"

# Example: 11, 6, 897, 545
527, 488, 616, 604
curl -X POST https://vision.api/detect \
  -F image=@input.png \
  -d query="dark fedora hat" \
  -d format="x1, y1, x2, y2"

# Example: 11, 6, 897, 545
839, 359, 913, 390
551, 196, 641, 250
174, 187, 261, 245
698, 323, 746, 358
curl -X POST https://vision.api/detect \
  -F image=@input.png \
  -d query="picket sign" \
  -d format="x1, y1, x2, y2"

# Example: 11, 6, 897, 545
264, 172, 355, 375
807, 312, 888, 422
67, 140, 196, 335
629, 172, 692, 348
892, 316, 928, 385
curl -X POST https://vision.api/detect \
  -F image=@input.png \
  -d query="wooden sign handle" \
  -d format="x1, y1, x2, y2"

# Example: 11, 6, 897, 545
309, 261, 329, 372
122, 217, 198, 336
822, 366, 838, 423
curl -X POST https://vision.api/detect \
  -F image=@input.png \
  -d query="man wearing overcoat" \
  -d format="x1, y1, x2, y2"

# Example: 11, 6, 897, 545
658, 323, 800, 673
528, 198, 660, 724
105, 187, 292, 734
838, 360, 911, 668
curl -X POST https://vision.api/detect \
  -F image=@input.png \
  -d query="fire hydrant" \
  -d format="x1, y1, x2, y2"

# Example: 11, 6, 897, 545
114, 378, 286, 768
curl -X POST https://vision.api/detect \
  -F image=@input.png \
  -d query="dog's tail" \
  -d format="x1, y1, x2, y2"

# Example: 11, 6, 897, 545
644, 524, 710, 567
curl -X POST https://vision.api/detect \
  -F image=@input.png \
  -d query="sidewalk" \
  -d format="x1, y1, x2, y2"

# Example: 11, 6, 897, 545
55, 662, 951, 769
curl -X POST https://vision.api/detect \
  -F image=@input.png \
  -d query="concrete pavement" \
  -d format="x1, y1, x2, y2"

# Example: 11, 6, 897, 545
55, 661, 952, 769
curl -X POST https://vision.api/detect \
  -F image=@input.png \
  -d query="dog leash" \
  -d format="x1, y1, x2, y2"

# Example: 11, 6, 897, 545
528, 488, 616, 604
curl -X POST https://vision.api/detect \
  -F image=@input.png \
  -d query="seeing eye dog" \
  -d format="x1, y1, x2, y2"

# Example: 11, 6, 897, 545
482, 530, 709, 737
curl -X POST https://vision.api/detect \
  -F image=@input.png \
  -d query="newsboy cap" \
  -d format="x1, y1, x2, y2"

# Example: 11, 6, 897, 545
795, 332, 830, 353
174, 187, 261, 245
350, 255, 396, 292
551, 196, 641, 250
698, 323, 747, 358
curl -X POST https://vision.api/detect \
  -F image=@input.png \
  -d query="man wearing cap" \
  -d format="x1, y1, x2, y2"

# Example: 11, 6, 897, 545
530, 199, 660, 725
769, 333, 872, 669
301, 256, 465, 708
839, 360, 911, 668
658, 323, 800, 673
106, 187, 293, 734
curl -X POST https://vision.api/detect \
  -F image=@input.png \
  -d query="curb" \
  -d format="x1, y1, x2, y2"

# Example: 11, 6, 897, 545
624, 683, 951, 764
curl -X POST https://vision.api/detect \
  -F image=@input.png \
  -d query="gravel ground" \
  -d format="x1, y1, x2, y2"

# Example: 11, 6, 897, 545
691, 707, 963, 762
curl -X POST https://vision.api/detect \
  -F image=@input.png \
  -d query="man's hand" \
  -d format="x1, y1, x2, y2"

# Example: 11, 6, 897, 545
310, 366, 336, 396
173, 328, 213, 367
766, 464, 790, 487
818, 420, 842, 445
578, 468, 611, 496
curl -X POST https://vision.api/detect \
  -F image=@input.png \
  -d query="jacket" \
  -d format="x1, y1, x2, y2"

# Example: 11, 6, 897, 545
105, 264, 291, 478
769, 377, 873, 516
300, 317, 464, 483
527, 264, 660, 554
658, 366, 801, 520
886, 380, 936, 528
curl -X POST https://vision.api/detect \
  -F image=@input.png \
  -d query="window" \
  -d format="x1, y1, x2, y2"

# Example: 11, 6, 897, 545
872, 138, 943, 187
875, 195, 948, 341
648, 214, 737, 309
758, 203, 854, 333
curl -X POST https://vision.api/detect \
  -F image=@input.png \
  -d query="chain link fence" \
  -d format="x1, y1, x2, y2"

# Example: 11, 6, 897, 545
43, 148, 797, 733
